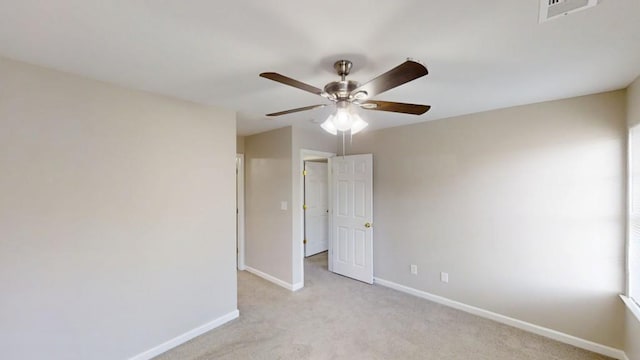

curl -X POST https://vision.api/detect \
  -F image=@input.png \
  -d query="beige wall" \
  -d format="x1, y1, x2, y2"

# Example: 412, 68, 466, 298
0, 58, 237, 359
237, 135, 245, 153
291, 127, 338, 285
626, 75, 640, 360
244, 127, 293, 283
347, 91, 626, 348
244, 126, 336, 287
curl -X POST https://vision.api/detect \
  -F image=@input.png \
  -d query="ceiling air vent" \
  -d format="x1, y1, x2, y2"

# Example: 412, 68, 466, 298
539, 0, 600, 23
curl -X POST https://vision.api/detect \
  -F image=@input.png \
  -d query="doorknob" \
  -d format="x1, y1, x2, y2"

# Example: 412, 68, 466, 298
364, 222, 372, 228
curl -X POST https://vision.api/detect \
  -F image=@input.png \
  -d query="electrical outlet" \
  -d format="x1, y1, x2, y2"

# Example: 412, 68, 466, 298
440, 272, 449, 283
410, 264, 418, 275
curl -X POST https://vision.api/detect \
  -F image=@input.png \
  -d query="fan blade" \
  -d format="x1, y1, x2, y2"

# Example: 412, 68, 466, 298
360, 100, 430, 115
260, 72, 323, 96
266, 104, 327, 117
353, 60, 428, 98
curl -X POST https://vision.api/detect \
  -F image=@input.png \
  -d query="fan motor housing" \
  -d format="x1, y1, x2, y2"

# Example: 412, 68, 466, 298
324, 80, 360, 100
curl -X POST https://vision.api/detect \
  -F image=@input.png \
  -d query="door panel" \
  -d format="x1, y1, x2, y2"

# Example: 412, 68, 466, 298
330, 154, 373, 284
354, 229, 366, 267
354, 180, 366, 218
337, 226, 349, 263
337, 180, 349, 216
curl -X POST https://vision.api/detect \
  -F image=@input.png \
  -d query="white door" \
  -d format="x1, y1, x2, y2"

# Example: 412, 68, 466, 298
331, 154, 373, 284
304, 161, 329, 257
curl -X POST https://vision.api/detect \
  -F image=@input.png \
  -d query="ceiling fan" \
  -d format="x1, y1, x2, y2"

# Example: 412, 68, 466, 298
259, 59, 431, 135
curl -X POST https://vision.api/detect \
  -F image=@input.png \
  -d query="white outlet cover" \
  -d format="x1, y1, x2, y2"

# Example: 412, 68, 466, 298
280, 201, 288, 210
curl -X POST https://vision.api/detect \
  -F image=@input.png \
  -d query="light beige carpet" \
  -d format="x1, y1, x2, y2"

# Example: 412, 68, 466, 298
155, 252, 612, 360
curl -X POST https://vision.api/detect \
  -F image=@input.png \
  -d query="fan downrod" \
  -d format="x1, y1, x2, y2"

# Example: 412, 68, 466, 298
334, 60, 352, 80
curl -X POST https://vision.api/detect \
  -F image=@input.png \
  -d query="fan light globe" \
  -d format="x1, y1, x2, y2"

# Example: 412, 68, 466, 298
321, 101, 369, 135
332, 102, 353, 131
333, 111, 353, 131
350, 114, 368, 134
320, 116, 338, 135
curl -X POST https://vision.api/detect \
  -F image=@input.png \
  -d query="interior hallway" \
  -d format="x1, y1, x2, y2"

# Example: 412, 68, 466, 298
155, 253, 611, 360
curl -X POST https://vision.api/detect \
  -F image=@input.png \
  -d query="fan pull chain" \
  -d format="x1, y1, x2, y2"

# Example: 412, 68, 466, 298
341, 132, 346, 158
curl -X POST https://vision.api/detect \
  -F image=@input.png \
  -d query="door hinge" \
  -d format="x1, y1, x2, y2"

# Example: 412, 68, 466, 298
303, 239, 307, 244
303, 170, 307, 176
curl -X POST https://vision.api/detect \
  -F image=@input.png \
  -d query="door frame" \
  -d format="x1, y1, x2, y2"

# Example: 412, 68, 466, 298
298, 149, 335, 288
236, 154, 246, 271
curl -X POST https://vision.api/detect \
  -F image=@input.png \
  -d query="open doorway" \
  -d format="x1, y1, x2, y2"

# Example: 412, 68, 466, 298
304, 159, 329, 257
298, 149, 334, 288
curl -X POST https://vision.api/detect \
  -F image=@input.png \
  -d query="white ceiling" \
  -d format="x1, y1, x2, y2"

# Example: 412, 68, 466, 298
0, 0, 638, 136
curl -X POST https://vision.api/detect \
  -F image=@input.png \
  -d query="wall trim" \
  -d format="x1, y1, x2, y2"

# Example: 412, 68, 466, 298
292, 282, 304, 291
373, 277, 627, 360
129, 309, 239, 360
621, 294, 640, 322
236, 154, 246, 271
245, 266, 301, 292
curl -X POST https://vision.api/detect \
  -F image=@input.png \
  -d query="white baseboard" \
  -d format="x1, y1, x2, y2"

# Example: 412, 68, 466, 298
621, 294, 640, 322
129, 309, 239, 360
244, 266, 301, 292
373, 277, 627, 360
292, 282, 304, 291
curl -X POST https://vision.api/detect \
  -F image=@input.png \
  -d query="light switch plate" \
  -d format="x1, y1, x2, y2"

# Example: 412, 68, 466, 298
280, 201, 288, 210
440, 272, 449, 283
410, 264, 418, 275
